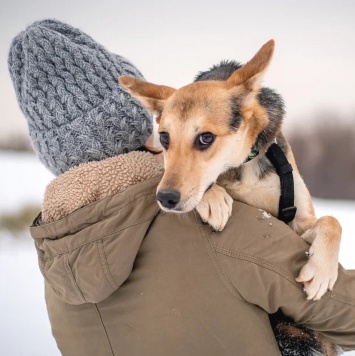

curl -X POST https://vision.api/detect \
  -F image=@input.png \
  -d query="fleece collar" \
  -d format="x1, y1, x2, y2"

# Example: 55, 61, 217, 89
40, 151, 164, 224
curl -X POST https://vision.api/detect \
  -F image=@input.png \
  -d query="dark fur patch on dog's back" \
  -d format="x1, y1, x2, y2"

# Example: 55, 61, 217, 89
269, 311, 340, 356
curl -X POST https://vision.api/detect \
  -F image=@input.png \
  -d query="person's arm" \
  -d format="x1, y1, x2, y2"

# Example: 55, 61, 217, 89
205, 201, 355, 350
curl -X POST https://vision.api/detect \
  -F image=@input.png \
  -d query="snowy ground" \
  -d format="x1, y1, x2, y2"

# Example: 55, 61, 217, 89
0, 152, 354, 355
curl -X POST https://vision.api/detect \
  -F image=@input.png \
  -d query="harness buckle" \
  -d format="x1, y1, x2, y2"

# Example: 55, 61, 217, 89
279, 206, 297, 223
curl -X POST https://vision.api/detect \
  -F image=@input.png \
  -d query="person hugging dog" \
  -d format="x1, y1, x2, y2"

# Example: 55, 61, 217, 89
8, 19, 355, 356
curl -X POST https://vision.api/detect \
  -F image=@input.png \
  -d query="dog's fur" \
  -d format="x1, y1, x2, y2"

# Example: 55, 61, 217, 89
119, 40, 342, 355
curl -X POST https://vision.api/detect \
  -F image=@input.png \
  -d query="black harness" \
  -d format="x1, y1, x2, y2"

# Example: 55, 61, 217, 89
246, 141, 297, 224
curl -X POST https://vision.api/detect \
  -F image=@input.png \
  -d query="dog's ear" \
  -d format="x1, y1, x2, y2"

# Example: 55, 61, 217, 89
225, 40, 274, 122
119, 76, 176, 117
226, 39, 274, 92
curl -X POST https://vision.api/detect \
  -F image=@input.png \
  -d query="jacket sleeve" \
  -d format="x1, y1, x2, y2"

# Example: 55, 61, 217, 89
207, 202, 355, 350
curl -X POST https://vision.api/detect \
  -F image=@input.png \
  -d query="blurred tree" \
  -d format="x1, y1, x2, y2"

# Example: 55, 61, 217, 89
0, 204, 40, 236
288, 115, 355, 199
0, 134, 33, 152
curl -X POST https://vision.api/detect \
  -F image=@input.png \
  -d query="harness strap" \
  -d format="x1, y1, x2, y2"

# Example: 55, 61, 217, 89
265, 143, 297, 223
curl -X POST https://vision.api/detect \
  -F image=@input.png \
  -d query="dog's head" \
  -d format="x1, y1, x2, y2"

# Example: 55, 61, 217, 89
119, 40, 274, 213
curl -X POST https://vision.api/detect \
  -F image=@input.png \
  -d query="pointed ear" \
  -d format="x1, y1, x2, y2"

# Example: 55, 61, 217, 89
225, 39, 275, 91
119, 76, 176, 116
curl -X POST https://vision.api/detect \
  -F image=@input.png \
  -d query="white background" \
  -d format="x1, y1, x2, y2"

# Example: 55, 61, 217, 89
1, 0, 355, 140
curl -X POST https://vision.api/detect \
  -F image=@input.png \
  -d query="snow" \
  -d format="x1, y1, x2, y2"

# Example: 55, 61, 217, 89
259, 209, 272, 220
0, 152, 58, 356
0, 232, 60, 356
0, 152, 54, 213
0, 152, 354, 355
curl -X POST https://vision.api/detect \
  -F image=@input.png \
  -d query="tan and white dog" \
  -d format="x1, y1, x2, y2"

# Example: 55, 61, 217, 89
119, 40, 342, 301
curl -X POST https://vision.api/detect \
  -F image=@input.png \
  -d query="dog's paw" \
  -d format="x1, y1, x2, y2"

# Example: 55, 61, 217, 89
295, 217, 341, 300
196, 184, 233, 231
295, 243, 338, 301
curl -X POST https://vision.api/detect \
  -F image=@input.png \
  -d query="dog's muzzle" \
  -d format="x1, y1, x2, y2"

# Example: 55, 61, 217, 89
157, 189, 181, 210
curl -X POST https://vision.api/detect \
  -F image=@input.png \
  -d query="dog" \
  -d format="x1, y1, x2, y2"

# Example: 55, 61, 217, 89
119, 40, 342, 354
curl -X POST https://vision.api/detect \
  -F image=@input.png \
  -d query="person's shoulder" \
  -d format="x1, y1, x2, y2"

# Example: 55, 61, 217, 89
208, 201, 306, 258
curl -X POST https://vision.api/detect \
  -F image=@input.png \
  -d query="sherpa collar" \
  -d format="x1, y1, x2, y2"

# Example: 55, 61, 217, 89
40, 151, 163, 224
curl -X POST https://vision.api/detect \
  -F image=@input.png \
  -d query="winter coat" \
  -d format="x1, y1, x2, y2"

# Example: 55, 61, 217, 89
30, 151, 355, 356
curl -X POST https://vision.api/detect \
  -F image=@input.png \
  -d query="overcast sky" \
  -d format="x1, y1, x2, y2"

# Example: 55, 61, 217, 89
1, 0, 354, 140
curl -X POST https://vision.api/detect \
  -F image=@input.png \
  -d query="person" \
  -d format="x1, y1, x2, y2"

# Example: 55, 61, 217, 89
8, 20, 355, 356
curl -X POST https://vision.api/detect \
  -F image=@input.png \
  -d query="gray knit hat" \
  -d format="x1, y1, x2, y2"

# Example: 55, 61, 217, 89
8, 19, 152, 176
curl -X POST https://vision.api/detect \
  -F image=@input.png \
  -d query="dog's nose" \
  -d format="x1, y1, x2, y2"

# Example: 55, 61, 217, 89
157, 189, 181, 209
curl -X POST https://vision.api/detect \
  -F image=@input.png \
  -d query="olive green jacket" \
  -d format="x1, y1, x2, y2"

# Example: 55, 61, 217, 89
31, 173, 355, 355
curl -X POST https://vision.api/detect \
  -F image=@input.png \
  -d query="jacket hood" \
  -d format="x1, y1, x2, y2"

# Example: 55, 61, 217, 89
30, 152, 163, 305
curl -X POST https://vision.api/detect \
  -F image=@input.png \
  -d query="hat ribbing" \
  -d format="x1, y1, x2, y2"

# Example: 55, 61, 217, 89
8, 19, 152, 176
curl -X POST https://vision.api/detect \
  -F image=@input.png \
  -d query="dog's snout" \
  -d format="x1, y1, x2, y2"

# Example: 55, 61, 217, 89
157, 189, 181, 209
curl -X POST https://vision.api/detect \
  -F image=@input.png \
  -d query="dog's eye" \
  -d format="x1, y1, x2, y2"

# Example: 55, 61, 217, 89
195, 132, 216, 150
159, 132, 170, 149
199, 133, 215, 145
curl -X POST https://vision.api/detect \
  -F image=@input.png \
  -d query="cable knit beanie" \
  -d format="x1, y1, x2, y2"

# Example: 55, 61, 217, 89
8, 19, 152, 176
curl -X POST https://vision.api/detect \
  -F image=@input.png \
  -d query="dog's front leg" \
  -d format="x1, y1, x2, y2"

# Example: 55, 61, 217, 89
196, 184, 233, 231
295, 216, 342, 300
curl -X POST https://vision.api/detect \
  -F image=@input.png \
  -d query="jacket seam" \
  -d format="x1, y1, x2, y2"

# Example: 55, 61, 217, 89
329, 293, 355, 306
213, 245, 301, 289
213, 244, 355, 307
64, 254, 87, 303
44, 269, 63, 301
196, 216, 280, 354
40, 214, 158, 260
92, 304, 115, 356
212, 245, 343, 321
96, 240, 119, 290
194, 212, 247, 302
